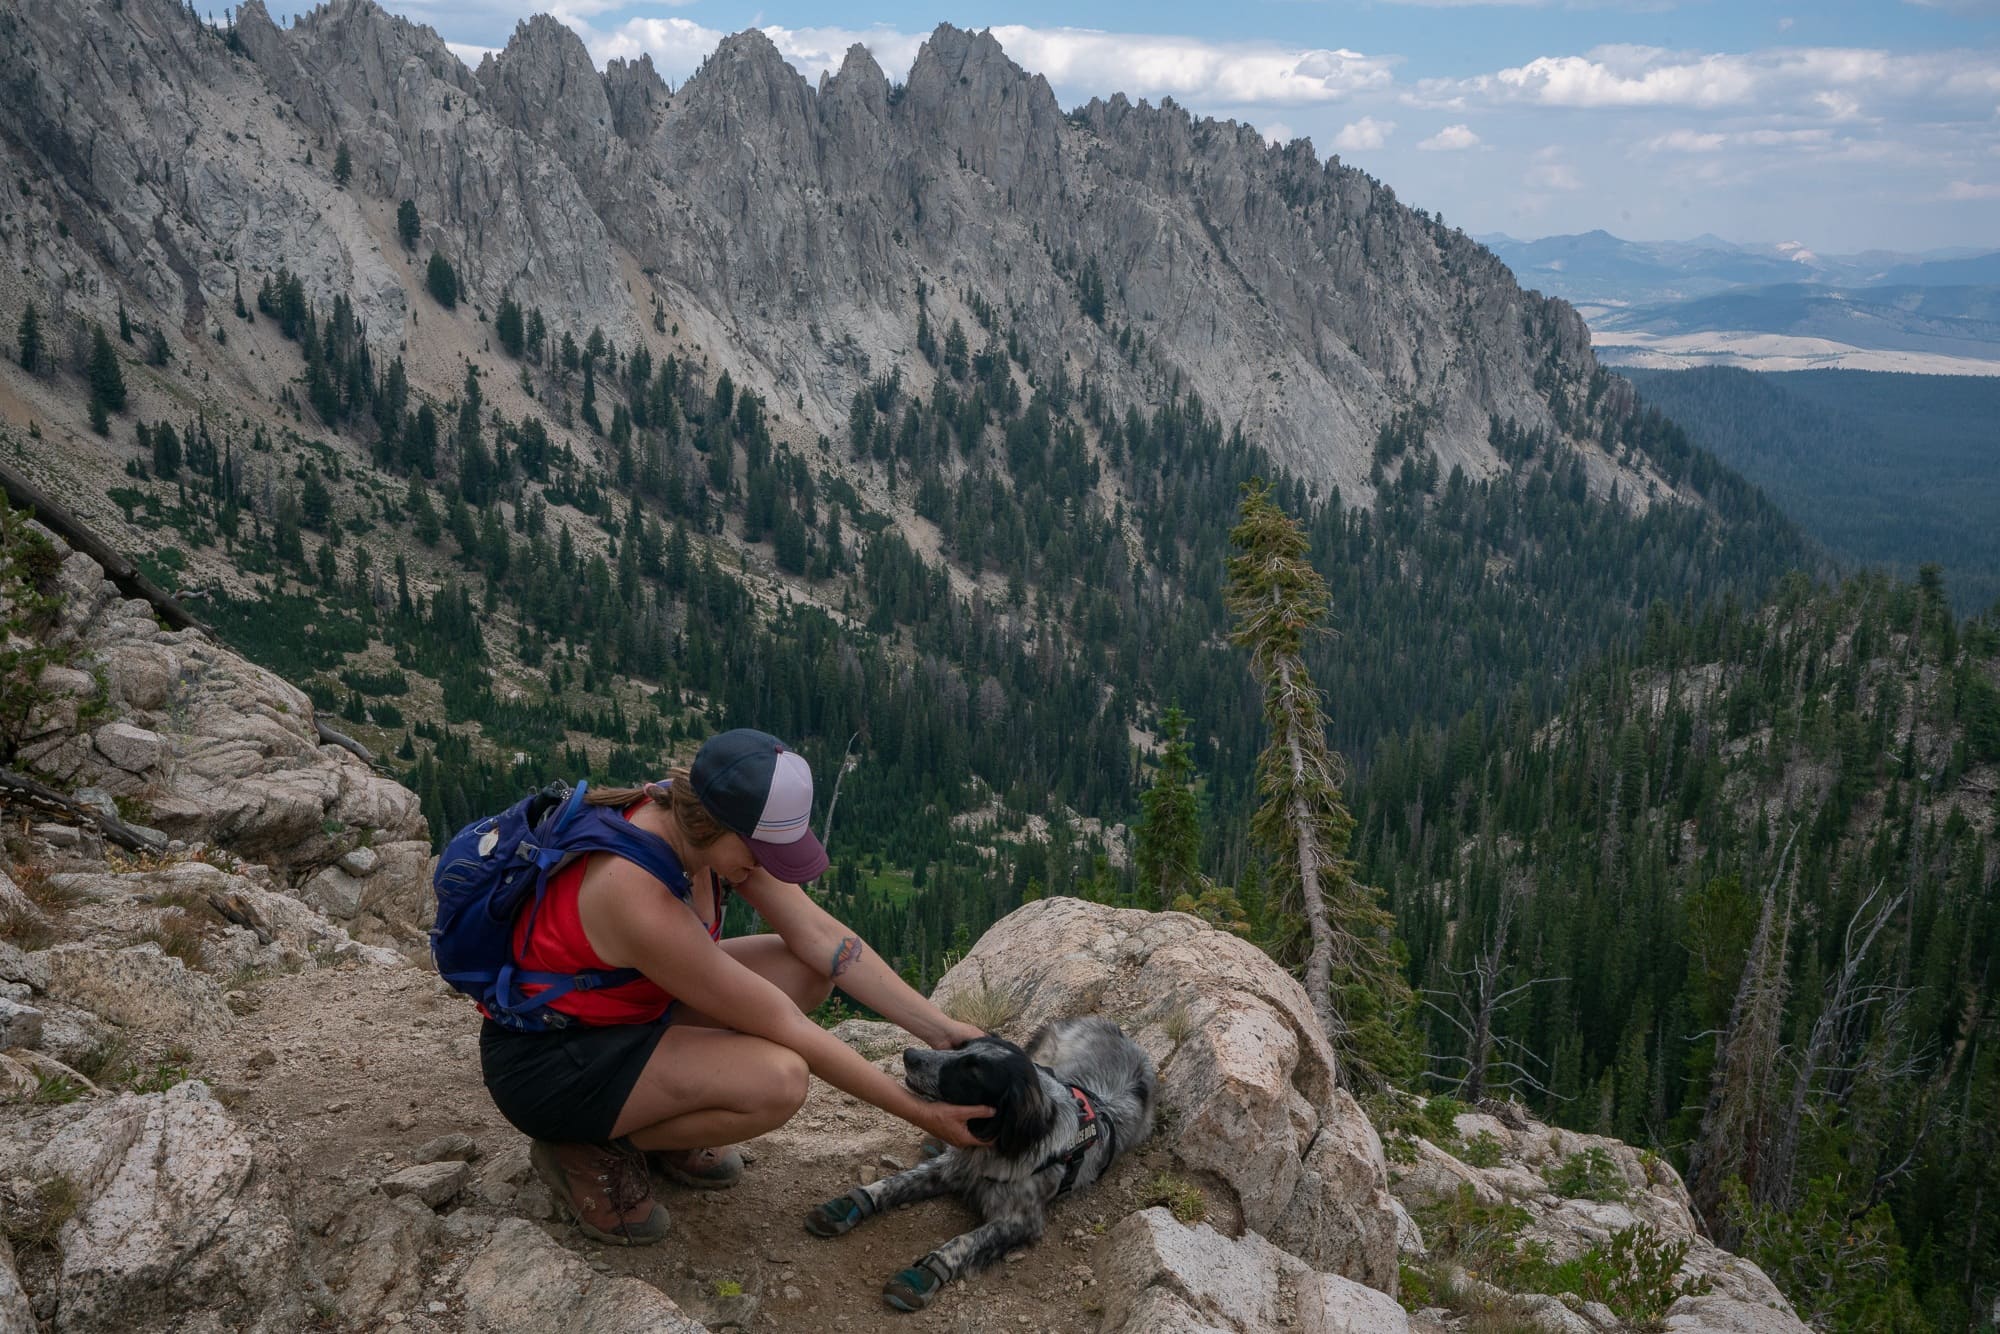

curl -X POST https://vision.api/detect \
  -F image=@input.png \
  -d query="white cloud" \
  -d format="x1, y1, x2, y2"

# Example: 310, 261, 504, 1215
1527, 146, 1582, 188
1334, 115, 1396, 150
446, 41, 500, 68
1644, 127, 1835, 152
1418, 123, 1483, 150
984, 26, 1395, 106
1419, 44, 2000, 117
1941, 179, 2000, 198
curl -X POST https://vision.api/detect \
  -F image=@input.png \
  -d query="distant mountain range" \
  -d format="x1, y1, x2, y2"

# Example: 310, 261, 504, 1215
1477, 230, 2000, 305
1479, 231, 2000, 373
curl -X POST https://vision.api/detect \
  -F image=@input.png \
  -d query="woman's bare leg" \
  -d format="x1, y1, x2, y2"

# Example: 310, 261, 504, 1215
673, 935, 833, 1027
610, 936, 834, 1145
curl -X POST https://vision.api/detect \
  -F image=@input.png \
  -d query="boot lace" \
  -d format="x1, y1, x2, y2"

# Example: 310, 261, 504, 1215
603, 1140, 654, 1214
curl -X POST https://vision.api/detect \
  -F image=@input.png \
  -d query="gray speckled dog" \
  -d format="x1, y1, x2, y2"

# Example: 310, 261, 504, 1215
805, 1016, 1158, 1311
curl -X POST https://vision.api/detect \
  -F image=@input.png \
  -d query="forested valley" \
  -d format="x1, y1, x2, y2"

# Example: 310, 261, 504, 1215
1624, 367, 2000, 614
1355, 571, 2000, 1331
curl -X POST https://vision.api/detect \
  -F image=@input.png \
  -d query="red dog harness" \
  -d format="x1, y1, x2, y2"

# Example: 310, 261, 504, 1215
1044, 1084, 1110, 1196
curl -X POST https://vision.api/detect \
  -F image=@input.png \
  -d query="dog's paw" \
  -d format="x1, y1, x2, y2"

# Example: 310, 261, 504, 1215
882, 1260, 946, 1311
805, 1194, 865, 1238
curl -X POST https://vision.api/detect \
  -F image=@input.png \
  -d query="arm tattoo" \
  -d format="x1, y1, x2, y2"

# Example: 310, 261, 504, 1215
829, 935, 864, 979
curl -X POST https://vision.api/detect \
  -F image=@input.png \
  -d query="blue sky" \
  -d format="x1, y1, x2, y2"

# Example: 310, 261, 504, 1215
371, 0, 1999, 251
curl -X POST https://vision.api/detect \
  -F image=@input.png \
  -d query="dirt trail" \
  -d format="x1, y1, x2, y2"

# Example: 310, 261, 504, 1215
198, 962, 1173, 1333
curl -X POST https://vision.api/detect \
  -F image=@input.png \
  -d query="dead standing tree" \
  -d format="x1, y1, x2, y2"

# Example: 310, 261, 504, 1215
1687, 829, 1798, 1237
1420, 884, 1567, 1104
1761, 879, 1921, 1213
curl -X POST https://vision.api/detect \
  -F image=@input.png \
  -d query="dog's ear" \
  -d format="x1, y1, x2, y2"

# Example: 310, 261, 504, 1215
982, 1054, 1056, 1160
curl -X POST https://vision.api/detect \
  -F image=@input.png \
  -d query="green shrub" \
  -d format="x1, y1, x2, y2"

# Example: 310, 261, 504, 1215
31, 1072, 86, 1105
1412, 1185, 1533, 1281
1460, 1130, 1504, 1168
1543, 1147, 1629, 1202
0, 499, 68, 758
1397, 1261, 1435, 1311
1553, 1225, 1711, 1330
1421, 1094, 1467, 1141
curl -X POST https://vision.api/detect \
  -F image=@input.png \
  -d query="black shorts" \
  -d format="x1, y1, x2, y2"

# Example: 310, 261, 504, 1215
479, 1015, 672, 1145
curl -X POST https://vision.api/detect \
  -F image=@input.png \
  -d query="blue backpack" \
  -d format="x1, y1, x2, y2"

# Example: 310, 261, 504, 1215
430, 781, 692, 1031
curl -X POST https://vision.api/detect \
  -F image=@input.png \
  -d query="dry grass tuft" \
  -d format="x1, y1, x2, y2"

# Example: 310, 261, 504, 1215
1142, 1171, 1208, 1225
12, 861, 81, 913
1159, 1000, 1195, 1047
1, 1176, 79, 1254
139, 908, 208, 969
940, 967, 1022, 1034
0, 902, 56, 950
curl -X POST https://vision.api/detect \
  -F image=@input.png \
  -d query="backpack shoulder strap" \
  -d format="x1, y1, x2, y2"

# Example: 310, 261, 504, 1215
546, 803, 695, 902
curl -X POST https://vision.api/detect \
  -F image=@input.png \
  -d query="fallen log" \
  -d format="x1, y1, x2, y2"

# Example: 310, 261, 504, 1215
0, 767, 169, 853
0, 458, 206, 632
314, 718, 375, 765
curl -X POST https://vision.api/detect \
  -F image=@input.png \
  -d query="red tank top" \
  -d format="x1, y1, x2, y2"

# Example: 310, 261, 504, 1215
509, 802, 724, 1027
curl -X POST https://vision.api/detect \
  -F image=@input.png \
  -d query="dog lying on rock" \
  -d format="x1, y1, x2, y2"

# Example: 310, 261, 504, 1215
805, 1016, 1158, 1310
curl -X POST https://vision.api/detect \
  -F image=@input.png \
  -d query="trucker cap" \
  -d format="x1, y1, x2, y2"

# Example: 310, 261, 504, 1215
689, 728, 829, 883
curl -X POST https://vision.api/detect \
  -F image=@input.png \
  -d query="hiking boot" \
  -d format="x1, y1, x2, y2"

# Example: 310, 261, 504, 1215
649, 1144, 744, 1191
529, 1139, 670, 1246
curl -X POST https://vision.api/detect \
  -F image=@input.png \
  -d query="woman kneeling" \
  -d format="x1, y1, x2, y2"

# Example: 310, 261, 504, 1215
478, 728, 988, 1244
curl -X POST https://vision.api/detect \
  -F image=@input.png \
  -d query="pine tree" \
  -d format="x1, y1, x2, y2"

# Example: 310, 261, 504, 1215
397, 199, 420, 250
943, 319, 969, 379
17, 302, 42, 372
87, 324, 127, 419
333, 142, 352, 186
1228, 478, 1414, 1088
426, 252, 458, 309
151, 419, 182, 478
117, 301, 132, 343
300, 468, 333, 530
1079, 257, 1107, 325
495, 296, 524, 358
1135, 704, 1203, 909
406, 477, 440, 546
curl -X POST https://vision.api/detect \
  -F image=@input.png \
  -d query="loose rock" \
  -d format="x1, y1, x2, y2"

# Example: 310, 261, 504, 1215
380, 1160, 470, 1208
460, 1218, 706, 1332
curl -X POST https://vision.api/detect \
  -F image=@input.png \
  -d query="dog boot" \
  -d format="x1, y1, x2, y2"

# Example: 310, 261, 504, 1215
882, 1254, 951, 1311
805, 1187, 875, 1237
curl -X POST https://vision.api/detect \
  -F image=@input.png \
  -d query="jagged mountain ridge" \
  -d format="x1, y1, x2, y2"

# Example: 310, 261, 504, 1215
5, 0, 1641, 499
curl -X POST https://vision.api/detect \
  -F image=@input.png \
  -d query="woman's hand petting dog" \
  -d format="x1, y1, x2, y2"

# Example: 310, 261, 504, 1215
931, 1018, 988, 1050
918, 1098, 995, 1150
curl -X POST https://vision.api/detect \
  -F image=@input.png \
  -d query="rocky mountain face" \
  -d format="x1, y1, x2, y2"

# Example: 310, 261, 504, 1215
0, 537, 1809, 1329
3, 0, 1638, 499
